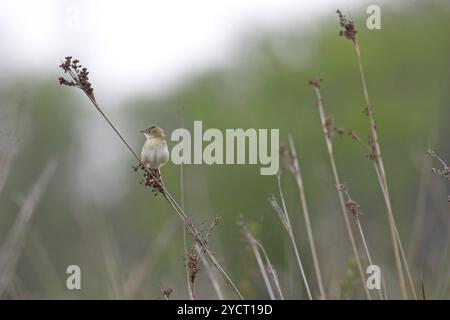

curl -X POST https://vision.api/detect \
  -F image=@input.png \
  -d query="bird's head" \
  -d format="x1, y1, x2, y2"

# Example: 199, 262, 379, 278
141, 125, 165, 139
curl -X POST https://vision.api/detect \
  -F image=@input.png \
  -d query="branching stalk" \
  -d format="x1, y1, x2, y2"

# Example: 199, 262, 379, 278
309, 81, 371, 299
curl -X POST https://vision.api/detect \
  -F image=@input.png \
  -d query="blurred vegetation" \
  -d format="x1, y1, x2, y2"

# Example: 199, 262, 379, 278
0, 2, 449, 299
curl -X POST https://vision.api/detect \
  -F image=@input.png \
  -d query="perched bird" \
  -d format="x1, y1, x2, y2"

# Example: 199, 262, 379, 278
140, 125, 170, 173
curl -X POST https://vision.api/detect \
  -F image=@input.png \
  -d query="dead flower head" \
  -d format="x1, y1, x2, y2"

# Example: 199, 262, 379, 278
337, 9, 357, 42
347, 129, 360, 141
336, 127, 346, 138
325, 116, 336, 139
279, 144, 298, 176
133, 164, 165, 195
308, 78, 323, 89
345, 199, 361, 218
427, 149, 450, 203
58, 56, 95, 101
368, 134, 379, 161
428, 149, 450, 181
339, 183, 362, 218
186, 247, 200, 289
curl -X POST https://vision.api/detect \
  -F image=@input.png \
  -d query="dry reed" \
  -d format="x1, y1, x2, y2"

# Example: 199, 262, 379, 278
281, 135, 326, 299
309, 79, 371, 299
269, 173, 312, 299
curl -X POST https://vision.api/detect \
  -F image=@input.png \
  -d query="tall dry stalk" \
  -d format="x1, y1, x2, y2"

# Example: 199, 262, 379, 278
340, 184, 383, 299
242, 228, 276, 300
198, 254, 226, 300
336, 10, 412, 299
263, 253, 284, 300
189, 217, 223, 300
179, 106, 194, 300
283, 135, 326, 299
58, 57, 243, 300
308, 79, 371, 299
270, 174, 312, 300
239, 217, 284, 300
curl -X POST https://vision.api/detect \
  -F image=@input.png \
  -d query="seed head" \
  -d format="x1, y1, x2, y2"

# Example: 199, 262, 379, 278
58, 56, 95, 101
337, 10, 357, 42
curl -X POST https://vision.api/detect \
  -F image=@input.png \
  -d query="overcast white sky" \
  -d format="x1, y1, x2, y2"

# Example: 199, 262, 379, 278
0, 0, 365, 100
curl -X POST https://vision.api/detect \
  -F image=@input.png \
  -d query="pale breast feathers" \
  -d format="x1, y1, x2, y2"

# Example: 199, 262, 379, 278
141, 139, 169, 168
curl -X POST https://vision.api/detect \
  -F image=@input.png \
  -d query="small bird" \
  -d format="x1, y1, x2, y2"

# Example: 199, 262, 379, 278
140, 125, 170, 175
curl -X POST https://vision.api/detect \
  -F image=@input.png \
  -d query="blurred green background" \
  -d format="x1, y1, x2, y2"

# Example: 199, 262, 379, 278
0, 1, 450, 299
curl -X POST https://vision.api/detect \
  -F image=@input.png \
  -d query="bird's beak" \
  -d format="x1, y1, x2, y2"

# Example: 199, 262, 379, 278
140, 129, 147, 133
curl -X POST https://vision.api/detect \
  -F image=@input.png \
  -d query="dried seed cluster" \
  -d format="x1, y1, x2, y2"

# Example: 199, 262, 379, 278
308, 78, 322, 89
279, 144, 298, 177
345, 199, 361, 217
339, 184, 362, 218
133, 164, 165, 195
347, 129, 360, 141
367, 134, 380, 161
428, 149, 450, 181
187, 248, 200, 287
58, 56, 95, 100
337, 10, 357, 42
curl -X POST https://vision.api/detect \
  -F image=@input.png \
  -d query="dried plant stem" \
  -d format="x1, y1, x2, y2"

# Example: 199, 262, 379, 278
181, 197, 193, 301
311, 84, 371, 299
352, 38, 416, 299
341, 188, 383, 300
352, 39, 408, 299
276, 175, 312, 300
355, 218, 383, 299
245, 233, 276, 300
373, 165, 418, 299
198, 253, 225, 300
382, 276, 388, 300
269, 272, 284, 300
179, 108, 194, 300
421, 280, 426, 300
287, 135, 326, 299
193, 217, 226, 300
240, 220, 284, 300
260, 246, 285, 300
79, 93, 243, 300
394, 224, 418, 299
163, 190, 243, 300
183, 232, 194, 300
